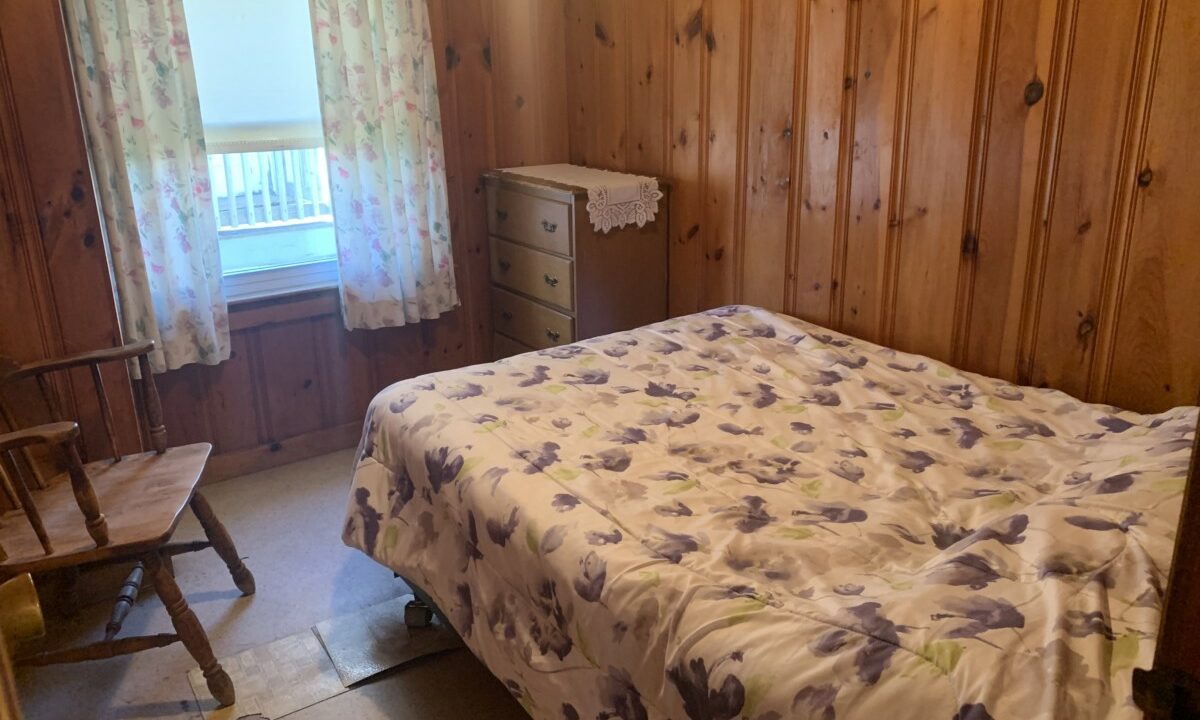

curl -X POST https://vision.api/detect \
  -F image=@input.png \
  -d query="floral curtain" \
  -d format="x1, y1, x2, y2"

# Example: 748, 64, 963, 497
309, 0, 459, 330
65, 0, 229, 373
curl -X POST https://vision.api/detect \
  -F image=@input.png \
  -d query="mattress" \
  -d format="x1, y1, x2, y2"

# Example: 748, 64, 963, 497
342, 306, 1196, 720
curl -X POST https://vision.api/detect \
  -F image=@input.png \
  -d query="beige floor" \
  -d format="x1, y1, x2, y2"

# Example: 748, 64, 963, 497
15, 449, 528, 720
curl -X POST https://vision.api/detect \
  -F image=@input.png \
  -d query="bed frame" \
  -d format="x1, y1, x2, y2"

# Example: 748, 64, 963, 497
1135, 423, 1200, 718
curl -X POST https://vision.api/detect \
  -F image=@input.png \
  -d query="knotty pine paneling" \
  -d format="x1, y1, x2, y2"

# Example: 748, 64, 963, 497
156, 292, 475, 480
1103, 0, 1200, 412
563, 0, 1200, 413
0, 0, 141, 460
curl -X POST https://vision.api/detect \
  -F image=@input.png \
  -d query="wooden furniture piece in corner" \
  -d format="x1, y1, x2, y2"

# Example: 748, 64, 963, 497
0, 574, 43, 720
1135, 409, 1200, 719
0, 341, 254, 708
482, 170, 669, 359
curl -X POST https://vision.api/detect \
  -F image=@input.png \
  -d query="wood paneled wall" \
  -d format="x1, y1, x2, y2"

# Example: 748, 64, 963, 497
563, 0, 1200, 414
8, 0, 1195, 485
0, 0, 141, 458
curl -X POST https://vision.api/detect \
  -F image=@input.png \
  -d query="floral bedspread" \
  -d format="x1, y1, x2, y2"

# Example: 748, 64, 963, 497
343, 306, 1196, 720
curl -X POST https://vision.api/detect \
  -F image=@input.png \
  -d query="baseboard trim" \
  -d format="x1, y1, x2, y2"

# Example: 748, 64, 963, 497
203, 421, 362, 484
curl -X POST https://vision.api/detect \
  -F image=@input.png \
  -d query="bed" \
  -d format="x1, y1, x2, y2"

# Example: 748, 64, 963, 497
342, 306, 1197, 720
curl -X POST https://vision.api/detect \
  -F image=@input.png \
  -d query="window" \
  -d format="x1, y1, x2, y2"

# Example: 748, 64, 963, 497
183, 0, 336, 302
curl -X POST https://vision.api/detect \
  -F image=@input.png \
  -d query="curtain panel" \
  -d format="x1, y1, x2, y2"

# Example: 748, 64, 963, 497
65, 0, 229, 373
309, 0, 459, 330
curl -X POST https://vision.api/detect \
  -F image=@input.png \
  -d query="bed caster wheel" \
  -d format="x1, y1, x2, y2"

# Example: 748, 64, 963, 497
404, 599, 434, 628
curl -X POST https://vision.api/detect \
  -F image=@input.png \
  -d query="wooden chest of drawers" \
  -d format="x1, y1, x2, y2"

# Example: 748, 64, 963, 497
482, 170, 669, 358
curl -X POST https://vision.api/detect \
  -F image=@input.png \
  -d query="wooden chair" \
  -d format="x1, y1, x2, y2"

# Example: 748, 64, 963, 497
0, 341, 253, 707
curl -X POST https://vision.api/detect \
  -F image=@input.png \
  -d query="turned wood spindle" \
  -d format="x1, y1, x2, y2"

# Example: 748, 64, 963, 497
191, 492, 255, 595
2, 450, 52, 554
104, 562, 143, 641
137, 354, 167, 454
62, 440, 108, 547
145, 553, 235, 706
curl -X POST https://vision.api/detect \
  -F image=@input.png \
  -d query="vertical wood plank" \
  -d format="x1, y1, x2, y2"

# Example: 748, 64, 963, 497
491, 0, 569, 167
593, 0, 629, 170
155, 364, 212, 448
428, 0, 480, 364
739, 0, 799, 311
888, 0, 985, 359
371, 324, 429, 389
315, 317, 375, 429
445, 0, 497, 362
1086, 0, 1163, 403
1025, 0, 1143, 397
701, 0, 747, 309
839, 0, 907, 342
533, 0, 570, 164
204, 332, 262, 454
668, 0, 707, 316
256, 320, 325, 441
626, 0, 670, 176
565, 0, 598, 166
1105, 0, 1197, 411
959, 0, 1058, 379
791, 0, 850, 323
949, 0, 1000, 366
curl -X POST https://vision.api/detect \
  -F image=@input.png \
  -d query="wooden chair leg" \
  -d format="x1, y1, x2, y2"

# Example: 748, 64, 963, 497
144, 552, 234, 707
190, 492, 255, 596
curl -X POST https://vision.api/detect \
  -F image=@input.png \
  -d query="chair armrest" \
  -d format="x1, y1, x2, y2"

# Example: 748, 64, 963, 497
6, 341, 155, 382
0, 422, 79, 453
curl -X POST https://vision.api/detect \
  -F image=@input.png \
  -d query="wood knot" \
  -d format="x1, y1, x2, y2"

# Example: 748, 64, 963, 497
1137, 167, 1153, 188
1024, 77, 1045, 106
444, 45, 460, 70
1076, 317, 1096, 340
685, 9, 704, 40
961, 232, 978, 256
594, 23, 612, 47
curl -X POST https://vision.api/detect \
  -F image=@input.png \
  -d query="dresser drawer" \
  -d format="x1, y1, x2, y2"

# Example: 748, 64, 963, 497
489, 236, 574, 311
491, 287, 574, 350
493, 332, 534, 360
487, 187, 572, 256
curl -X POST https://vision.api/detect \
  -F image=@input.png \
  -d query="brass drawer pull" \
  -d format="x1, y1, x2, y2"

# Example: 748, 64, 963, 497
545, 329, 561, 342
541, 220, 557, 233
498, 259, 512, 272
500, 311, 513, 321
496, 208, 509, 221
543, 273, 559, 287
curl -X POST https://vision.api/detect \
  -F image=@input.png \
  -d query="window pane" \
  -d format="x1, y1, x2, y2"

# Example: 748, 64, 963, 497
208, 147, 337, 275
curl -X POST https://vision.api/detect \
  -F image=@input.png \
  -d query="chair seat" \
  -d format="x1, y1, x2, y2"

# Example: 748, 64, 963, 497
0, 443, 212, 574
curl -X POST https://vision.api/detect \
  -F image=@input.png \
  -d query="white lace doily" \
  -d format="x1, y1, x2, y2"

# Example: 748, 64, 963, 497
497, 164, 664, 233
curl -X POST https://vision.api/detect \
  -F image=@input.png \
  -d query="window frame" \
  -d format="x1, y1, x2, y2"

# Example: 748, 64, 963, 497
222, 257, 339, 304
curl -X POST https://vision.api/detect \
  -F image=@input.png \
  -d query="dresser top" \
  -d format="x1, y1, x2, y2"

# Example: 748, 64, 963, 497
482, 166, 670, 201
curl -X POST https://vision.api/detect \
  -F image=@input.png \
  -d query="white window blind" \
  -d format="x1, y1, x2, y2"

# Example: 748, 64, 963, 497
183, 0, 323, 152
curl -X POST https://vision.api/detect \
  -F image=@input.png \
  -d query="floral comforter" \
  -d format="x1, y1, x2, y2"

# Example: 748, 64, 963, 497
343, 306, 1196, 720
